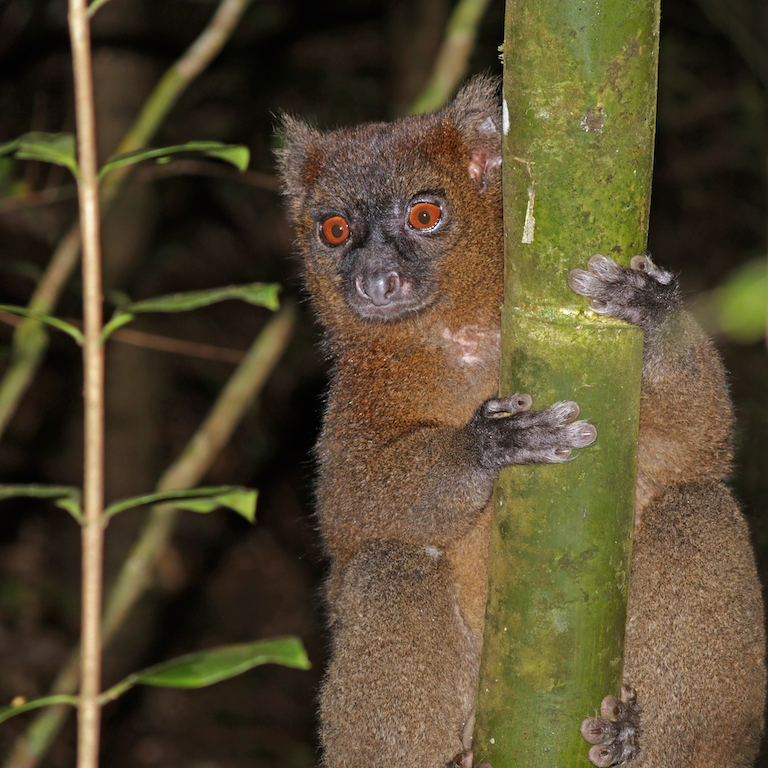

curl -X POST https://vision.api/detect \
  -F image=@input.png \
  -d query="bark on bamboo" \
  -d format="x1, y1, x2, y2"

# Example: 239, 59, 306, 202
472, 0, 660, 764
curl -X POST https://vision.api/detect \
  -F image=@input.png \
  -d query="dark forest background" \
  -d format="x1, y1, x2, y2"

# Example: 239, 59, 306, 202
0, 0, 766, 766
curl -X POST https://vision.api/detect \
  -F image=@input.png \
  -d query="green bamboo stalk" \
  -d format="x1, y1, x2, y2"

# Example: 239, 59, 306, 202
0, 0, 255, 441
472, 0, 660, 765
2, 304, 296, 768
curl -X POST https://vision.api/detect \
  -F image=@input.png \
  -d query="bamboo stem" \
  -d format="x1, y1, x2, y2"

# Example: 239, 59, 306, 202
472, 0, 659, 763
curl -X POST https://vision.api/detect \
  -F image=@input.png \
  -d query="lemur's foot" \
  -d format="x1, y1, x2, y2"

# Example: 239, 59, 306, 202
580, 685, 640, 767
568, 253, 680, 334
443, 750, 492, 768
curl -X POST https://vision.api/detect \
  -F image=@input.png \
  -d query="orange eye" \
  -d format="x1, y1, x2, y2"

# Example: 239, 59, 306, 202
408, 202, 442, 230
321, 216, 350, 246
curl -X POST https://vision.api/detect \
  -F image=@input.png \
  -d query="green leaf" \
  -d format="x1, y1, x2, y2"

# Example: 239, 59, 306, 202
100, 284, 280, 341
127, 283, 280, 314
100, 637, 310, 702
99, 141, 250, 178
0, 133, 80, 181
0, 484, 83, 523
716, 259, 768, 344
0, 695, 79, 726
172, 490, 257, 522
103, 486, 257, 523
210, 489, 257, 522
0, 305, 84, 345
138, 638, 311, 686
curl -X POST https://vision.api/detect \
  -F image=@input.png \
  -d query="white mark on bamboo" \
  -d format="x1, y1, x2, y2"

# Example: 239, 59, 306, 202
502, 98, 509, 135
522, 186, 536, 243
513, 157, 536, 244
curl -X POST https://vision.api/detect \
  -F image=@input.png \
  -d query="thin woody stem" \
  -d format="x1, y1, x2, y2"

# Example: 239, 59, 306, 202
67, 1, 105, 767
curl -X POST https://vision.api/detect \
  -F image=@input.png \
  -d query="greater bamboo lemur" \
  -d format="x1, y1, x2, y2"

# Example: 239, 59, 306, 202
279, 76, 766, 768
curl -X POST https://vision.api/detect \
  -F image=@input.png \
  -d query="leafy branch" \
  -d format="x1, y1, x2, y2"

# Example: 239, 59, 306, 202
3, 303, 297, 768
0, 484, 257, 525
101, 282, 279, 340
0, 0, 257, 440
0, 637, 310, 726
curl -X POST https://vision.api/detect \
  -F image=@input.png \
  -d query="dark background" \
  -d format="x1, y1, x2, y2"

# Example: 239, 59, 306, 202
0, 0, 766, 766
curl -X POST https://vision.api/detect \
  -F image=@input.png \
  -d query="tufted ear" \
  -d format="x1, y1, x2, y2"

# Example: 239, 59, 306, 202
445, 75, 502, 193
275, 114, 324, 221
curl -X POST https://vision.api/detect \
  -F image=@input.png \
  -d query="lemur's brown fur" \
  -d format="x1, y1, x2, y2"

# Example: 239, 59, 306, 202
279, 77, 766, 768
